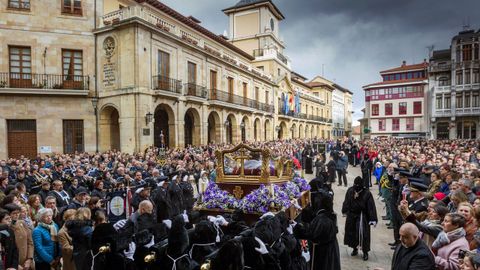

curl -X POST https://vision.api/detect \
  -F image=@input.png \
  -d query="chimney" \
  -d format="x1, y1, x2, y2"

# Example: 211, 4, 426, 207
402, 60, 406, 67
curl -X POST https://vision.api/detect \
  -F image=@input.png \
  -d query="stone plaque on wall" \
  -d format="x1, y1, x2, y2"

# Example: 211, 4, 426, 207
143, 128, 150, 136
102, 36, 118, 89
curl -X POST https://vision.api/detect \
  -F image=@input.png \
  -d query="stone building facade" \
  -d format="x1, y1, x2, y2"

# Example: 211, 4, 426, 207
0, 0, 340, 158
429, 29, 480, 139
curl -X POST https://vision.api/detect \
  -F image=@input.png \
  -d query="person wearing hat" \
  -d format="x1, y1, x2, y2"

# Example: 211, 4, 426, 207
4, 203, 34, 270
65, 186, 89, 210
342, 176, 378, 261
131, 184, 152, 212
399, 178, 429, 222
153, 176, 172, 222
389, 170, 412, 248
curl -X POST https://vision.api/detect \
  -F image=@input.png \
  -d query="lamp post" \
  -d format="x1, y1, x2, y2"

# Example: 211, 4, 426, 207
91, 96, 99, 153
290, 126, 294, 138
275, 125, 281, 139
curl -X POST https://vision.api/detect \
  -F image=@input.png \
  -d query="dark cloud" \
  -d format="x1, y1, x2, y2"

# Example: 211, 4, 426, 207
161, 0, 480, 123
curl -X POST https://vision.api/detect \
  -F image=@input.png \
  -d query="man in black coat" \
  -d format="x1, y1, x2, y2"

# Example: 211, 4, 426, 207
390, 223, 435, 270
342, 176, 377, 261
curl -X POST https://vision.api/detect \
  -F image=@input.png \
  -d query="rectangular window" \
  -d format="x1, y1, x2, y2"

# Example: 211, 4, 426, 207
392, 119, 400, 131
228, 77, 234, 102
385, 103, 392, 115
463, 44, 472, 61
9, 46, 32, 88
456, 71, 463, 85
8, 0, 30, 9
413, 101, 422, 114
378, 119, 386, 131
395, 74, 401, 80
436, 95, 442, 109
265, 90, 269, 104
63, 120, 84, 153
465, 92, 471, 107
62, 49, 83, 79
187, 62, 196, 84
371, 104, 379, 116
456, 94, 463, 108
475, 44, 479, 60
465, 69, 471, 84
158, 50, 170, 78
406, 118, 414, 131
407, 72, 413, 79
445, 94, 451, 109
473, 92, 479, 107
473, 69, 479, 84
209, 70, 217, 99
62, 0, 82, 15
399, 102, 407, 115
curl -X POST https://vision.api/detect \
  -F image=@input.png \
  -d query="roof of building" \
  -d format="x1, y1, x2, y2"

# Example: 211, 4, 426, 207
380, 62, 428, 74
453, 29, 480, 40
222, 0, 285, 20
307, 81, 335, 90
430, 49, 451, 61
291, 71, 308, 82
332, 83, 353, 95
363, 78, 427, 89
135, 0, 255, 61
291, 77, 312, 89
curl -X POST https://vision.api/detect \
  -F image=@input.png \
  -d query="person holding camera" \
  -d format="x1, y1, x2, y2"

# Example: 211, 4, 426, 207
336, 151, 348, 187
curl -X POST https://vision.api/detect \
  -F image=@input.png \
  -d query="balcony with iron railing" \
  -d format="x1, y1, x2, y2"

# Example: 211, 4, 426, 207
184, 83, 207, 98
0, 72, 89, 93
209, 89, 274, 113
253, 48, 290, 66
152, 75, 182, 94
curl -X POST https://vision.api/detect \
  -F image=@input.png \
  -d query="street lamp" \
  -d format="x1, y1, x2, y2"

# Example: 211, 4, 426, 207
91, 96, 99, 153
145, 112, 153, 125
224, 120, 230, 127
240, 122, 245, 129
275, 125, 281, 132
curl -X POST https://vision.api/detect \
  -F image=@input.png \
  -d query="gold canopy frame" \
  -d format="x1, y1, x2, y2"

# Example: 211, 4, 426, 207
215, 143, 293, 184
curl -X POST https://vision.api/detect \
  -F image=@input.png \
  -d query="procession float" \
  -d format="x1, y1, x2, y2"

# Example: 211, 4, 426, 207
194, 143, 311, 224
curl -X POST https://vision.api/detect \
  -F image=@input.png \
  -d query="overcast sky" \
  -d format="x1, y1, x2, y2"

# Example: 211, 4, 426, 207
161, 0, 479, 124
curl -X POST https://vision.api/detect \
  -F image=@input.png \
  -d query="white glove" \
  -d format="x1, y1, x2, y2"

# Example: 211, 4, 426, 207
124, 242, 136, 260
286, 221, 297, 235
215, 215, 228, 226
260, 212, 275, 220
207, 216, 216, 223
162, 219, 172, 229
369, 221, 377, 227
113, 219, 127, 231
254, 237, 269, 255
144, 236, 155, 248
182, 210, 189, 223
302, 250, 311, 262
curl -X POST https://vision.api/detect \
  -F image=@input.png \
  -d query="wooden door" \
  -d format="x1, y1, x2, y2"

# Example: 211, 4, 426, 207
210, 70, 217, 99
7, 120, 37, 158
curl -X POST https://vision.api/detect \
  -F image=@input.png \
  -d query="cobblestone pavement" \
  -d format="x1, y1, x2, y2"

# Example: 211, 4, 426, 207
305, 165, 393, 270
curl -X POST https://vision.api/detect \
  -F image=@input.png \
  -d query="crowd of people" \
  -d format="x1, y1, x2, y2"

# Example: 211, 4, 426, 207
0, 139, 337, 270
2, 137, 480, 270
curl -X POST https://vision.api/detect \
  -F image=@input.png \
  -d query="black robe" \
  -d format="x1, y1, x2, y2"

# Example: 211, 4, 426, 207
360, 159, 373, 188
294, 209, 341, 270
168, 182, 185, 216
326, 160, 336, 183
342, 186, 377, 253
302, 149, 314, 174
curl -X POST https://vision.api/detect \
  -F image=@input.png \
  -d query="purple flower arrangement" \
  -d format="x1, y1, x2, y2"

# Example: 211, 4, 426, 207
202, 181, 239, 209
293, 177, 311, 192
200, 178, 311, 213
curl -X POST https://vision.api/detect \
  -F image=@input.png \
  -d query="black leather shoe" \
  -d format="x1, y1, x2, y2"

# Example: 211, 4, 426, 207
388, 241, 399, 246
351, 249, 358, 256
363, 253, 368, 261
382, 216, 389, 220
390, 245, 397, 250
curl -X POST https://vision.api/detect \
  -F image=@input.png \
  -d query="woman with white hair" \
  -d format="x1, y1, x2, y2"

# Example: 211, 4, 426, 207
32, 208, 61, 270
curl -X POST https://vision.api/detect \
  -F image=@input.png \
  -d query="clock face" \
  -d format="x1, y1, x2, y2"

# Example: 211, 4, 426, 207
270, 18, 275, 31
109, 196, 125, 216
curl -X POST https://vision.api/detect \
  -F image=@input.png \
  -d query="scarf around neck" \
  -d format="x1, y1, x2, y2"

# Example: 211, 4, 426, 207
39, 222, 58, 242
432, 227, 465, 250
